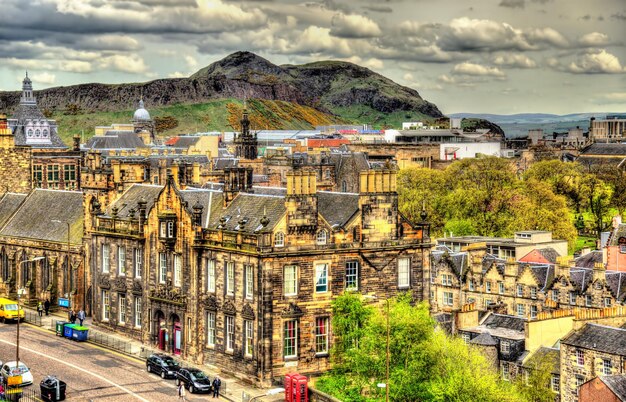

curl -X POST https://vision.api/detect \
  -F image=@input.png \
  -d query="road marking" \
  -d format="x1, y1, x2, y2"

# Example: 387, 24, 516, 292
0, 338, 151, 402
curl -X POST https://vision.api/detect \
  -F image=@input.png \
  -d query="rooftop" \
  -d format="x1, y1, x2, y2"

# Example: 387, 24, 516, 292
562, 323, 626, 356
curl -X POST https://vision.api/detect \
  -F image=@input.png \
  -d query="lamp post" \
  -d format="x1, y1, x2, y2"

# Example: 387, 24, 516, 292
16, 256, 44, 375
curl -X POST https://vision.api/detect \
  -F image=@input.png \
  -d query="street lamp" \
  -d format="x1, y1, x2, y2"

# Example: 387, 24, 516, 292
363, 295, 390, 402
16, 256, 44, 377
248, 388, 285, 402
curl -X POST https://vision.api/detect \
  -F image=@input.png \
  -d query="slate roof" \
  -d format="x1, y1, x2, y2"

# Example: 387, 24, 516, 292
606, 271, 626, 302
330, 152, 370, 172
214, 158, 238, 170
575, 250, 604, 269
0, 193, 27, 228
208, 193, 285, 234
179, 189, 223, 229
431, 248, 468, 278
530, 264, 554, 291
569, 268, 593, 292
469, 332, 498, 346
106, 185, 163, 217
580, 143, 626, 156
0, 189, 83, 244
523, 347, 560, 374
483, 253, 506, 275
84, 130, 148, 150
562, 324, 626, 356
10, 104, 67, 148
317, 192, 359, 229
482, 313, 526, 332
601, 375, 626, 401
166, 136, 200, 148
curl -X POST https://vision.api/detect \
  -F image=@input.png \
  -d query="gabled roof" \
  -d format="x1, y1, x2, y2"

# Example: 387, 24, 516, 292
482, 313, 526, 332
530, 264, 555, 291
600, 375, 626, 401
570, 268, 593, 293
562, 324, 626, 356
317, 192, 359, 229
10, 104, 67, 148
179, 189, 223, 229
606, 271, 626, 302
482, 253, 506, 275
208, 193, 285, 234
519, 248, 560, 264
0, 193, 27, 229
431, 247, 468, 278
0, 189, 83, 244
575, 250, 603, 269
469, 332, 497, 346
106, 184, 163, 217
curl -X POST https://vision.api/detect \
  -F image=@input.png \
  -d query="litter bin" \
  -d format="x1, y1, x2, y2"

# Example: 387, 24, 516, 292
63, 323, 77, 339
55, 321, 67, 337
40, 376, 66, 402
71, 326, 89, 342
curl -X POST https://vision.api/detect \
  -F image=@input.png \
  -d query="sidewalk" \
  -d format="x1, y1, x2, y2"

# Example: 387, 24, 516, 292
21, 306, 282, 402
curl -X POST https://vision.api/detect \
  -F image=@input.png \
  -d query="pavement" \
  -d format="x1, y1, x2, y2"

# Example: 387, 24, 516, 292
19, 306, 284, 402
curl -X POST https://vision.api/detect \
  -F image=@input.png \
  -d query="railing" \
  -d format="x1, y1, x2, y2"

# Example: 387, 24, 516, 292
23, 310, 43, 327
2, 387, 40, 402
88, 331, 137, 355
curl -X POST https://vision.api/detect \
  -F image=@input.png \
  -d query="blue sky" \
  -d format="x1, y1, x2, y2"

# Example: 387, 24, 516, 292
1, 0, 624, 114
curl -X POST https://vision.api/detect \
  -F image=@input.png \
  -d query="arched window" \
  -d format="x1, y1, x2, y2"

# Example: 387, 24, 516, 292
35, 129, 41, 137
27, 129, 33, 137
274, 232, 285, 247
42, 129, 49, 138
316, 230, 327, 245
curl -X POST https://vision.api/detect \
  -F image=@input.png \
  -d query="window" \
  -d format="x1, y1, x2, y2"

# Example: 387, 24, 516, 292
551, 289, 559, 302
604, 297, 612, 307
118, 246, 126, 275
530, 287, 537, 299
206, 259, 216, 292
134, 248, 142, 278
102, 244, 110, 273
443, 274, 453, 286
315, 317, 329, 354
346, 261, 358, 290
168, 221, 174, 237
284, 320, 298, 358
398, 257, 410, 288
576, 349, 584, 366
602, 358, 612, 375
502, 364, 510, 381
569, 292, 576, 305
244, 319, 254, 357
284, 265, 297, 296
500, 341, 510, 354
207, 312, 216, 347
173, 255, 182, 287
486, 281, 492, 293
226, 261, 234, 296
498, 281, 505, 295
159, 253, 167, 284
134, 297, 142, 327
516, 284, 523, 297
461, 333, 471, 344
33, 165, 43, 185
47, 165, 60, 187
443, 292, 454, 306
274, 232, 284, 247
484, 299, 493, 308
585, 294, 592, 307
516, 304, 525, 317
575, 376, 584, 395
316, 230, 327, 245
530, 305, 538, 319
551, 375, 560, 392
118, 294, 126, 323
225, 316, 234, 352
160, 221, 176, 238
102, 290, 110, 321
315, 263, 328, 293
245, 264, 253, 300
468, 279, 475, 291
63, 165, 76, 182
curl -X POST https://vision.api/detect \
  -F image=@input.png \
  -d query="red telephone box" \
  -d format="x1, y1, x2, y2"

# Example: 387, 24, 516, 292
293, 374, 308, 402
285, 373, 296, 402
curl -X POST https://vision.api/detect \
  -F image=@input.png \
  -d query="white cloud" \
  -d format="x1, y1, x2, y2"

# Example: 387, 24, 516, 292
492, 54, 537, 68
525, 27, 569, 48
440, 17, 532, 51
185, 55, 198, 70
403, 73, 414, 82
168, 71, 187, 78
288, 26, 352, 56
78, 35, 142, 51
2, 58, 55, 70
567, 50, 624, 74
452, 62, 506, 78
31, 72, 56, 85
577, 32, 610, 47
60, 60, 93, 73
98, 54, 150, 74
330, 13, 382, 38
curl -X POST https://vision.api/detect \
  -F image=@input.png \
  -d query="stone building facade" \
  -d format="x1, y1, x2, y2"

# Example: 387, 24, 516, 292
88, 168, 431, 385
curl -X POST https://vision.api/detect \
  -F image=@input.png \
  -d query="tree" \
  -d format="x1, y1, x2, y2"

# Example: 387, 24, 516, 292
523, 160, 584, 211
515, 350, 556, 402
581, 174, 613, 238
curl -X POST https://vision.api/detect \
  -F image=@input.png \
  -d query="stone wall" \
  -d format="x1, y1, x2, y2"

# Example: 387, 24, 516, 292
0, 146, 31, 193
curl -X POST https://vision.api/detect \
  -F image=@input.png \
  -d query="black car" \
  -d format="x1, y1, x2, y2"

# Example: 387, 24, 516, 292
175, 368, 213, 394
146, 354, 181, 379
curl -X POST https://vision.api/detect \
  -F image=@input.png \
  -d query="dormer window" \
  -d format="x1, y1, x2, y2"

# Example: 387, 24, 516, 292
160, 221, 175, 238
275, 232, 285, 247
316, 230, 327, 245
158, 212, 177, 249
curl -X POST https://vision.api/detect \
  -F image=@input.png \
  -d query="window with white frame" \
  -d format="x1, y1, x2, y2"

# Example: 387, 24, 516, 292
118, 246, 126, 275
315, 263, 328, 293
206, 259, 215, 293
134, 248, 142, 278
551, 375, 560, 392
604, 297, 612, 307
244, 319, 254, 357
284, 319, 298, 358
502, 364, 510, 381
316, 230, 327, 245
102, 290, 110, 321
245, 264, 253, 300
530, 286, 537, 299
576, 349, 584, 366
443, 292, 453, 306
207, 312, 216, 347
118, 294, 126, 323
586, 294, 592, 307
225, 315, 234, 351
500, 341, 510, 354
226, 261, 234, 296
102, 244, 110, 273
602, 358, 612, 375
569, 292, 576, 305
516, 304, 525, 317
274, 232, 285, 247
174, 255, 182, 287
134, 296, 142, 327
486, 281, 492, 293
498, 281, 505, 294
551, 289, 559, 301
346, 261, 358, 290
284, 265, 297, 296
398, 257, 410, 288
443, 274, 453, 286
461, 333, 471, 344
516, 284, 523, 297
315, 317, 329, 354
159, 253, 167, 284
530, 305, 538, 319
575, 376, 584, 395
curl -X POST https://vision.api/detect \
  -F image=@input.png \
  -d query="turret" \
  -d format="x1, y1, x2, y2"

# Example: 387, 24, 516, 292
223, 166, 253, 206
285, 170, 318, 234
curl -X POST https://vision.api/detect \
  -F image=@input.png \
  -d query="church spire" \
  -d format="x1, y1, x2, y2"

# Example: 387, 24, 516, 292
20, 71, 35, 105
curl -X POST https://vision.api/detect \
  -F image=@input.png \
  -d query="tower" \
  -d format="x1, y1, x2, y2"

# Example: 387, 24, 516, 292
20, 72, 36, 105
234, 103, 258, 160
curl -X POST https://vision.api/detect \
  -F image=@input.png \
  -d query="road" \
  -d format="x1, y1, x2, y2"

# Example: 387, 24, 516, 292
0, 322, 216, 401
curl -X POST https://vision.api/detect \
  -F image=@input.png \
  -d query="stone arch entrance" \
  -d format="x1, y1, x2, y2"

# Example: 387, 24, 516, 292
154, 310, 166, 350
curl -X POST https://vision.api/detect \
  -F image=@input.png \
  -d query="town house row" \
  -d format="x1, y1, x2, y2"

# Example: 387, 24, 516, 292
88, 168, 431, 385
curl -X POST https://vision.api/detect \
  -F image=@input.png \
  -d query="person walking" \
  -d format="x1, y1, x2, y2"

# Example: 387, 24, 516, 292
44, 299, 50, 316
77, 308, 86, 326
212, 377, 221, 398
69, 309, 76, 324
177, 382, 186, 401
37, 302, 43, 317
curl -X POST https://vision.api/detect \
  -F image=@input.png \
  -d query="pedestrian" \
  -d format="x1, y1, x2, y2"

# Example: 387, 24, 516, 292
77, 308, 86, 326
37, 302, 43, 317
44, 299, 50, 316
0, 381, 5, 400
212, 376, 221, 398
69, 309, 76, 324
177, 382, 186, 401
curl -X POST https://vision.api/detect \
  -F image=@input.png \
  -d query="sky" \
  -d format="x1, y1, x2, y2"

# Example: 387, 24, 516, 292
0, 0, 625, 115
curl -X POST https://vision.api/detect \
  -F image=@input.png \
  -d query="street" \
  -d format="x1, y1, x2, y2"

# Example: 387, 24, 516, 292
0, 322, 216, 401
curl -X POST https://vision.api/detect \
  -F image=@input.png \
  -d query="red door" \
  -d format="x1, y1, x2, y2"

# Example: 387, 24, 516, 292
173, 323, 182, 355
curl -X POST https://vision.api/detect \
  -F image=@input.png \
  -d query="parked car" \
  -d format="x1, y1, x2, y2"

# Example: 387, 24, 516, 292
175, 368, 213, 394
1, 361, 34, 386
0, 298, 25, 323
146, 354, 180, 379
